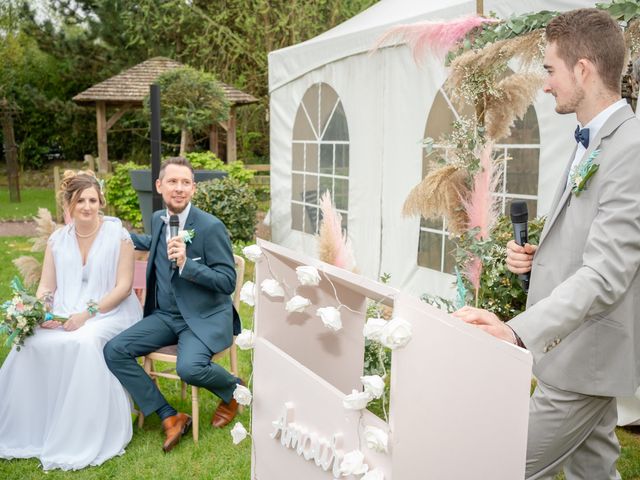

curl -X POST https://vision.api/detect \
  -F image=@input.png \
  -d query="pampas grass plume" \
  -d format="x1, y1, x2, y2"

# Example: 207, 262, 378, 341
402, 164, 469, 235
485, 73, 543, 140
13, 256, 42, 288
30, 208, 57, 252
317, 192, 355, 271
373, 16, 498, 61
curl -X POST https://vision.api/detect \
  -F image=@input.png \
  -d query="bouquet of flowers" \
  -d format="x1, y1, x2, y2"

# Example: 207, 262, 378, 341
1, 277, 66, 351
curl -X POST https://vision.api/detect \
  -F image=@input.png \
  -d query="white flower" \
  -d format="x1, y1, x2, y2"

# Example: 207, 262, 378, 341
235, 329, 255, 350
230, 422, 248, 445
343, 389, 373, 410
363, 426, 389, 453
379, 317, 413, 350
16, 316, 28, 329
296, 265, 321, 286
285, 295, 311, 313
362, 469, 385, 480
261, 279, 284, 298
243, 244, 263, 262
316, 306, 342, 332
363, 317, 387, 342
240, 281, 256, 306
339, 450, 369, 476
179, 229, 195, 244
361, 375, 385, 399
233, 384, 253, 406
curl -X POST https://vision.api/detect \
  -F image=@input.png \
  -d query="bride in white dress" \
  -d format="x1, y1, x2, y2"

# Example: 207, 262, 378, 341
0, 170, 142, 471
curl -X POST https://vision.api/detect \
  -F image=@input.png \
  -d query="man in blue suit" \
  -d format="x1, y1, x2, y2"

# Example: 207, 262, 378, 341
104, 157, 243, 452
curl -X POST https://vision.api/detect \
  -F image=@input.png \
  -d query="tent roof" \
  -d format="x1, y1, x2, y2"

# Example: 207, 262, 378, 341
268, 0, 595, 92
73, 57, 258, 106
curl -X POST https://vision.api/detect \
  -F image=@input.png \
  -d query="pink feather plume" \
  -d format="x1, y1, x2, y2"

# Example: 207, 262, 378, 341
317, 191, 355, 271
464, 257, 483, 293
461, 143, 502, 295
373, 15, 499, 61
462, 143, 502, 241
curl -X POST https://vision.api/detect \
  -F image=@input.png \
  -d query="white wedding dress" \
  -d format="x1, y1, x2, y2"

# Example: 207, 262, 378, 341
0, 217, 142, 470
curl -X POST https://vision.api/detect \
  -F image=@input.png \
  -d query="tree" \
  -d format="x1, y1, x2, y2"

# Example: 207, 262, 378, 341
0, 1, 25, 201
145, 66, 230, 156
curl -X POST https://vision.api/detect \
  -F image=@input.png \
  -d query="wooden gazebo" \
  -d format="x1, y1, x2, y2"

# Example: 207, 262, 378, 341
73, 57, 258, 172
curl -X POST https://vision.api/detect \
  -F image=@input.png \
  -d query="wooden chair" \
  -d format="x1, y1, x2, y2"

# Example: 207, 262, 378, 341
137, 254, 245, 443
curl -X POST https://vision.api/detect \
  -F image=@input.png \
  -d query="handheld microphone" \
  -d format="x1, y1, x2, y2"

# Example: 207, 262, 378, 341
169, 214, 180, 270
510, 201, 530, 293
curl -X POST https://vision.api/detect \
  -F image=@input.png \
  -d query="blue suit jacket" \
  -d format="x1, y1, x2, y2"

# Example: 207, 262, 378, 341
131, 206, 241, 353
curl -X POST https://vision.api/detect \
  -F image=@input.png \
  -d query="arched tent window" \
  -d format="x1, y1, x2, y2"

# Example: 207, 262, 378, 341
418, 85, 540, 273
291, 83, 349, 234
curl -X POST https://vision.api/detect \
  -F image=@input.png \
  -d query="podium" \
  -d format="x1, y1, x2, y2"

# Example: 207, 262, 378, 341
251, 240, 532, 479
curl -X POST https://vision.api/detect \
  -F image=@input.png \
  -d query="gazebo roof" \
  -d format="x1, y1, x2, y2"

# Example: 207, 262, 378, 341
72, 57, 258, 106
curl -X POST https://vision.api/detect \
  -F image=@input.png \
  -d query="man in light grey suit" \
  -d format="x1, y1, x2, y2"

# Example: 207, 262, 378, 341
454, 9, 640, 480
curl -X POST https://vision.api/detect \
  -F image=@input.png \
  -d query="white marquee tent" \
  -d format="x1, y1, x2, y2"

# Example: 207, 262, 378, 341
268, 0, 598, 298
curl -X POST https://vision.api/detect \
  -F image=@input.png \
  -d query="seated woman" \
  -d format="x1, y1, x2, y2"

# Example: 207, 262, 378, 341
0, 170, 143, 471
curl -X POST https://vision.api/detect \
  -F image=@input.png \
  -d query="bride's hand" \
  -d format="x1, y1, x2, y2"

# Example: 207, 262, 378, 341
63, 311, 90, 331
41, 320, 62, 329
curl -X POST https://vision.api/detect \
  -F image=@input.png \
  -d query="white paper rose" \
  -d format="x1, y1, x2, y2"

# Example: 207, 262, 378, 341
343, 389, 373, 410
339, 450, 369, 476
285, 295, 311, 313
261, 279, 284, 298
240, 281, 256, 306
296, 265, 321, 286
230, 422, 248, 445
363, 317, 387, 342
316, 306, 342, 332
235, 329, 255, 350
233, 384, 253, 406
362, 469, 385, 480
363, 426, 389, 453
361, 375, 385, 399
242, 244, 263, 262
379, 317, 413, 350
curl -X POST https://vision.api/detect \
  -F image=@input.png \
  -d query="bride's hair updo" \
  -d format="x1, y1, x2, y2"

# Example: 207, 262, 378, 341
58, 170, 106, 212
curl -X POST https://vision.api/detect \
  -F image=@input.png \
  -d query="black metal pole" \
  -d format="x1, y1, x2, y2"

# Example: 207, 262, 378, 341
150, 84, 163, 212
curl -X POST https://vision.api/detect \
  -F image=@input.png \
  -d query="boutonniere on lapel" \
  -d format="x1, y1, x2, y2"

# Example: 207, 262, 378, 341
179, 229, 196, 244
569, 149, 600, 196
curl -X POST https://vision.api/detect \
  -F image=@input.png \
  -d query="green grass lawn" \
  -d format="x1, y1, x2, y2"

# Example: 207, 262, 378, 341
0, 188, 57, 221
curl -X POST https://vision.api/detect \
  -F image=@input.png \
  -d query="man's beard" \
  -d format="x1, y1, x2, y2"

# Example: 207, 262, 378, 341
555, 84, 585, 115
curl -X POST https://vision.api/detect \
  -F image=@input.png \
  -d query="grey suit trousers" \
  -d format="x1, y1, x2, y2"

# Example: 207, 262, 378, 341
526, 381, 621, 480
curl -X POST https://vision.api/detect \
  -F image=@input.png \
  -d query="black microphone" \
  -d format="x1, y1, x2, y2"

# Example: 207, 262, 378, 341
510, 201, 530, 293
169, 214, 180, 270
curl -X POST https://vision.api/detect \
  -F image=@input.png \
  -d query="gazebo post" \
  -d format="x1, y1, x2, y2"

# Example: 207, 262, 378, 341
96, 101, 109, 173
209, 124, 219, 156
227, 107, 237, 163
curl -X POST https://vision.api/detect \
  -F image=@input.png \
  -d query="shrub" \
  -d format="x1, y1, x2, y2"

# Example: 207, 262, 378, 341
192, 176, 258, 243
104, 161, 143, 228
185, 151, 255, 184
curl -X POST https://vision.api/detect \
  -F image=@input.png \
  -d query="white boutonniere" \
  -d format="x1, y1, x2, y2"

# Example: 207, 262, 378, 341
179, 229, 195, 243
570, 149, 600, 196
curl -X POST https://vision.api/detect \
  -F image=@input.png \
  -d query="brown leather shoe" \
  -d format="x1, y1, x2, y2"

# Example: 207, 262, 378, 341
162, 412, 192, 452
211, 380, 245, 428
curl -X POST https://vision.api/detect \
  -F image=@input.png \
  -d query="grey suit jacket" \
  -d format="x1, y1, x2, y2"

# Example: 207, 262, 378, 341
509, 105, 640, 397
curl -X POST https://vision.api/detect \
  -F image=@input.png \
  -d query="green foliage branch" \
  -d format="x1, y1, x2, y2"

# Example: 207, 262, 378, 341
423, 215, 545, 321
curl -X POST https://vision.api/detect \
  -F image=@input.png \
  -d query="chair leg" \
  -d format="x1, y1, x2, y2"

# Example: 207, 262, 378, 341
192, 385, 199, 444
181, 381, 187, 401
137, 410, 145, 429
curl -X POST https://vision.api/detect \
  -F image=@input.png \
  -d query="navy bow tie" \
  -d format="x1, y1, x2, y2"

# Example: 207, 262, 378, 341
574, 126, 590, 148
